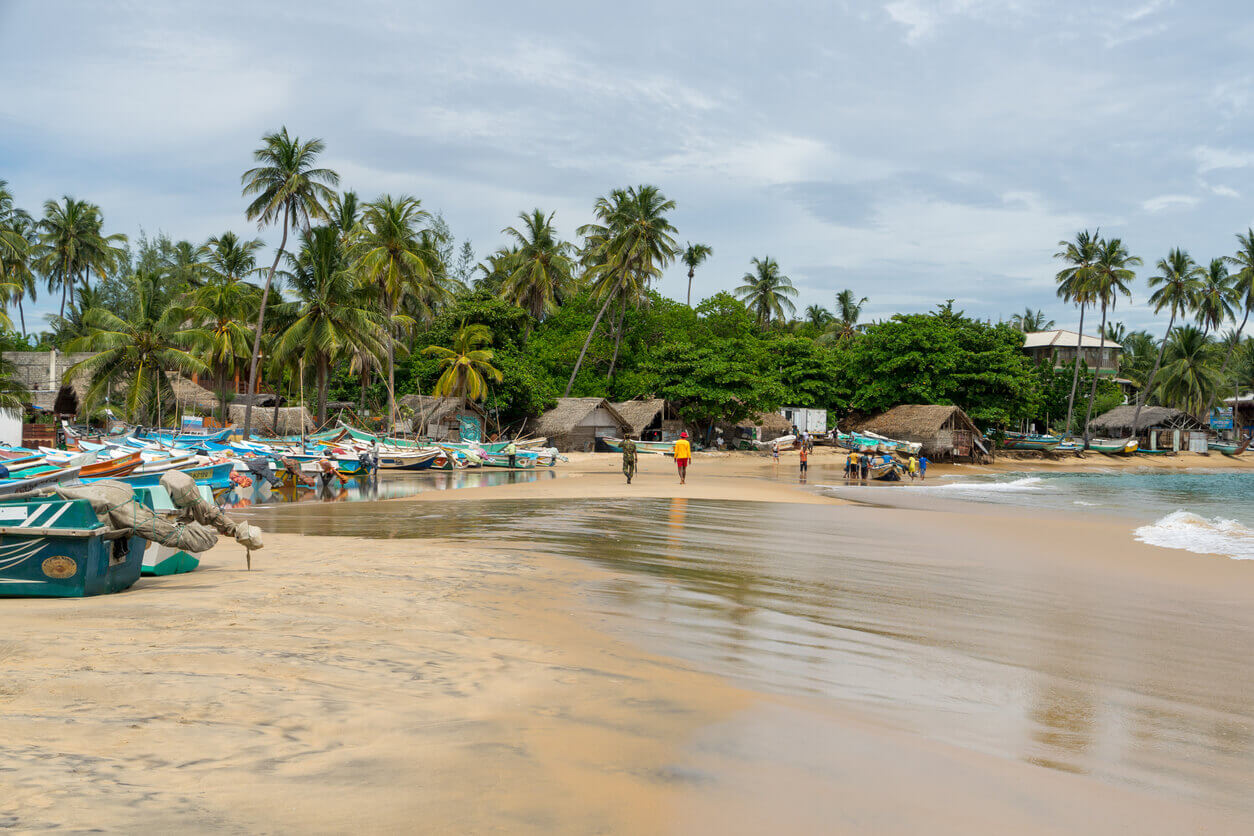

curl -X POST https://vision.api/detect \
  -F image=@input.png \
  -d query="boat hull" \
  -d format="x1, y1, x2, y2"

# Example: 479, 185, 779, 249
0, 498, 145, 597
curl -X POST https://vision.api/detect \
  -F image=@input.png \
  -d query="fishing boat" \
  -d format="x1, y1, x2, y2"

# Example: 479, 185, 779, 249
870, 456, 904, 481
1088, 438, 1138, 454
1209, 439, 1250, 456
133, 485, 215, 575
0, 466, 84, 496
79, 451, 144, 478
1000, 433, 1063, 452
1139, 447, 1175, 455
601, 437, 676, 456
0, 495, 147, 597
100, 462, 236, 491
376, 449, 441, 471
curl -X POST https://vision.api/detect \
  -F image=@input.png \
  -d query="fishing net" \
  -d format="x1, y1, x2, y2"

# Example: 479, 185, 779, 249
54, 480, 219, 552
160, 471, 263, 550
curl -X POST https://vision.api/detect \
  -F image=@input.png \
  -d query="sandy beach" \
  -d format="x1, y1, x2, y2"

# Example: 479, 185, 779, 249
2, 453, 1252, 833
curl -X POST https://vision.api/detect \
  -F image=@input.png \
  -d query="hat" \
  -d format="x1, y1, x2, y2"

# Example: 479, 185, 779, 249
680, 431, 689, 438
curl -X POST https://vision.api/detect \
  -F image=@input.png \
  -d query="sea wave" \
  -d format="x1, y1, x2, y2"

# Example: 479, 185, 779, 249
1134, 510, 1254, 560
922, 476, 1045, 493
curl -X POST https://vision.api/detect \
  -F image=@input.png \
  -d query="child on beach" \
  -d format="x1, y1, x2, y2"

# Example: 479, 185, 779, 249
908, 456, 919, 480
799, 445, 809, 481
674, 431, 692, 485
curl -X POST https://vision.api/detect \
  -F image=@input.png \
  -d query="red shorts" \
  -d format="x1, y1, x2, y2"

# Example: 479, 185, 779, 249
675, 458, 690, 469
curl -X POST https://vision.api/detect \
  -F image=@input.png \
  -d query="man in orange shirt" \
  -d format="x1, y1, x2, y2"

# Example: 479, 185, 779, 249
673, 431, 692, 485
798, 444, 809, 482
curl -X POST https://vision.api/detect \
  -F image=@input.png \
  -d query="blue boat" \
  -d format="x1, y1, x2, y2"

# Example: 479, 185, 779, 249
0, 496, 146, 597
99, 462, 237, 491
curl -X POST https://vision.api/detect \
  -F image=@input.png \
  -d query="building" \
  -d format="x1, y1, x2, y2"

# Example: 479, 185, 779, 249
1087, 405, 1209, 452
1022, 330, 1121, 375
529, 398, 629, 451
1220, 393, 1254, 441
399, 395, 487, 442
780, 407, 827, 435
854, 404, 986, 460
612, 398, 685, 441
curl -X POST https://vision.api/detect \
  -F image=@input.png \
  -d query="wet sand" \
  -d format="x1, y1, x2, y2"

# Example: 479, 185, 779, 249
1, 454, 1251, 833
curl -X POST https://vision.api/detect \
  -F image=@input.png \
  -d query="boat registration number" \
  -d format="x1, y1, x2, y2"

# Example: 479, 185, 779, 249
0, 506, 28, 521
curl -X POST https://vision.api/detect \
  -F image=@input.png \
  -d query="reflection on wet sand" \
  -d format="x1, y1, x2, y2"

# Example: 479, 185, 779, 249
248, 494, 1254, 812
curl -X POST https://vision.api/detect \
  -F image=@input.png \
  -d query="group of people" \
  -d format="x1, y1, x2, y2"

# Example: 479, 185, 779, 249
620, 430, 692, 485
840, 450, 929, 482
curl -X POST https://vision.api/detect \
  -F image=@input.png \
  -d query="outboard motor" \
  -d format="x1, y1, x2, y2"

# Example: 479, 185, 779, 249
245, 456, 281, 488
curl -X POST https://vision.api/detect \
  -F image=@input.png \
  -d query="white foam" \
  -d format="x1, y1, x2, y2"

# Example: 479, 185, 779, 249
922, 476, 1045, 493
1134, 510, 1254, 560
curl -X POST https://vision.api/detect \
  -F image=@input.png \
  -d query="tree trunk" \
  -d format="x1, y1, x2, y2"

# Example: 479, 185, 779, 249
317, 353, 328, 427
1063, 303, 1086, 438
386, 307, 397, 434
58, 279, 67, 322
18, 298, 26, 338
1132, 306, 1177, 433
606, 299, 626, 381
687, 267, 695, 307
242, 204, 290, 438
1202, 304, 1251, 420
564, 273, 625, 397
1082, 301, 1108, 447
359, 365, 368, 414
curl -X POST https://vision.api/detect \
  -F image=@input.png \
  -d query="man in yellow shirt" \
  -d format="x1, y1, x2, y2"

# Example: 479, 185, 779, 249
673, 431, 692, 485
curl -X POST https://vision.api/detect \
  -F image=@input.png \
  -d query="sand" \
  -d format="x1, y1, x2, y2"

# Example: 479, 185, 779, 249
1, 453, 1251, 833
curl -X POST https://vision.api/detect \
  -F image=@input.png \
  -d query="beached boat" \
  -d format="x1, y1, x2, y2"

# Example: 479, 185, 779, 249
601, 437, 676, 456
1001, 433, 1063, 452
133, 485, 216, 575
100, 462, 236, 491
1209, 439, 1250, 456
376, 449, 441, 471
0, 495, 146, 597
1088, 438, 1138, 455
870, 456, 904, 481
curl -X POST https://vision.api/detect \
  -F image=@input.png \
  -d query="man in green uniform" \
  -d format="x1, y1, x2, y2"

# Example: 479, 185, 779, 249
621, 432, 638, 484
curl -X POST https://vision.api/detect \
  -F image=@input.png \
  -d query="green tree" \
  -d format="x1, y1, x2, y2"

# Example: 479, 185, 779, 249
804, 304, 832, 328
500, 209, 574, 321
1195, 257, 1237, 336
201, 231, 264, 284
239, 127, 339, 436
0, 183, 35, 337
735, 256, 796, 327
66, 272, 208, 425
36, 197, 126, 321
186, 242, 261, 418
565, 185, 678, 396
1081, 237, 1140, 445
1012, 307, 1055, 332
422, 321, 503, 402
274, 226, 385, 425
1155, 325, 1222, 417
1133, 247, 1204, 430
680, 242, 712, 307
1054, 229, 1100, 439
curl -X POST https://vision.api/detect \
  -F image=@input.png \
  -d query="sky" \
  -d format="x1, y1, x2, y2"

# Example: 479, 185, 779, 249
2, 0, 1253, 333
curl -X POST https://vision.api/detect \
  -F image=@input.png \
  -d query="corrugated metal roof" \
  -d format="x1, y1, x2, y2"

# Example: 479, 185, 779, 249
1022, 330, 1121, 350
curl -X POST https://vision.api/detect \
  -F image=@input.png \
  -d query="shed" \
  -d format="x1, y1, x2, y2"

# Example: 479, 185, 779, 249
855, 405, 984, 459
1087, 405, 1208, 451
531, 398, 629, 451
399, 395, 488, 442
612, 398, 685, 441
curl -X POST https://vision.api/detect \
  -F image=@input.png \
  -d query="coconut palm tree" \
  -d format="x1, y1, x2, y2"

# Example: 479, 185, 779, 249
736, 256, 797, 327
1211, 229, 1254, 426
500, 209, 574, 321
0, 355, 30, 416
327, 190, 361, 244
680, 242, 712, 307
66, 271, 208, 425
186, 260, 260, 419
1081, 237, 1140, 445
0, 186, 36, 337
274, 226, 386, 426
1155, 325, 1223, 417
36, 197, 125, 321
1132, 247, 1205, 430
1195, 258, 1237, 336
1103, 321, 1127, 345
422, 321, 503, 401
1054, 230, 1101, 436
200, 231, 264, 284
565, 185, 678, 396
834, 289, 868, 336
1011, 307, 1055, 332
804, 304, 832, 328
356, 194, 436, 426
239, 127, 339, 436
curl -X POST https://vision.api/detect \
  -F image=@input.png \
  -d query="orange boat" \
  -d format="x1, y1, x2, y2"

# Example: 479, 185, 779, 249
79, 451, 144, 478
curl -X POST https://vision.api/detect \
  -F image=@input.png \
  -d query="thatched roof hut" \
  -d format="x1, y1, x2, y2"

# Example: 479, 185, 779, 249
855, 404, 984, 459
1087, 405, 1205, 436
611, 398, 686, 439
530, 398, 629, 451
228, 403, 313, 436
399, 395, 488, 441
169, 375, 221, 413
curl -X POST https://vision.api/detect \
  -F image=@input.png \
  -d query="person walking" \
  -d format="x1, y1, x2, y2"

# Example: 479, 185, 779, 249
919, 455, 929, 481
844, 450, 857, 481
674, 431, 692, 485
621, 432, 638, 484
504, 439, 517, 469
860, 452, 870, 481
798, 444, 809, 482
907, 455, 919, 481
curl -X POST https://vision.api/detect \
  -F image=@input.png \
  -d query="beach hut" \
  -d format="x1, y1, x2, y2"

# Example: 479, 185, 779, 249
855, 405, 984, 460
724, 410, 793, 447
399, 395, 488, 442
611, 398, 685, 441
530, 398, 629, 451
228, 402, 314, 436
1087, 405, 1208, 452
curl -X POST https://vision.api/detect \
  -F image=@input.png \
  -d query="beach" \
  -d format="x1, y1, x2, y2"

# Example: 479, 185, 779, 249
2, 452, 1252, 833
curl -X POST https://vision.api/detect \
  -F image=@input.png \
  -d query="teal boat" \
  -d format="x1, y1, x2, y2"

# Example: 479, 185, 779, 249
133, 485, 215, 576
0, 496, 145, 597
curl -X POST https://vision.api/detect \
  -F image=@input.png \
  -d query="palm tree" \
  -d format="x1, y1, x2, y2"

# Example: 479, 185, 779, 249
0, 355, 30, 416
274, 226, 386, 426
805, 304, 832, 328
239, 127, 339, 436
1132, 247, 1205, 430
356, 194, 437, 427
1155, 325, 1223, 417
327, 190, 361, 243
500, 209, 574, 321
1103, 321, 1127, 345
1212, 229, 1254, 427
834, 289, 868, 337
680, 242, 712, 307
66, 271, 208, 425
1081, 237, 1140, 445
1011, 307, 1055, 332
1054, 229, 1101, 437
1195, 258, 1237, 336
201, 231, 264, 284
566, 185, 678, 396
36, 197, 125, 321
186, 259, 260, 419
422, 321, 503, 402
0, 184, 36, 337
736, 256, 797, 327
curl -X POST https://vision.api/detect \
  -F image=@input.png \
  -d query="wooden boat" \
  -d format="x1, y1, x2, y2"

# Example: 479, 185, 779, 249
1001, 433, 1062, 452
602, 437, 676, 456
1209, 439, 1250, 456
1139, 447, 1174, 455
0, 495, 146, 596
376, 449, 440, 471
0, 466, 84, 496
133, 485, 214, 576
80, 451, 144, 478
1088, 438, 1138, 455
870, 457, 904, 481
101, 462, 236, 490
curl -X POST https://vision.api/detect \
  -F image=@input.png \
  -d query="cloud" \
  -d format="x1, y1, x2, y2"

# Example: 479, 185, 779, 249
1193, 146, 1254, 173
1205, 183, 1241, 199
1141, 194, 1200, 213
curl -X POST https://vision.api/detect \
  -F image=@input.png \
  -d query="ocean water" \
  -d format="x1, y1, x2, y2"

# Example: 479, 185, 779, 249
897, 470, 1254, 560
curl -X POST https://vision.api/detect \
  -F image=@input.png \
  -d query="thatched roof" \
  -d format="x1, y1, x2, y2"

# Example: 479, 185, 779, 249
856, 404, 980, 438
228, 403, 313, 436
531, 398, 628, 436
612, 398, 667, 434
1088, 405, 1205, 434
169, 375, 220, 412
232, 393, 286, 407
749, 411, 792, 433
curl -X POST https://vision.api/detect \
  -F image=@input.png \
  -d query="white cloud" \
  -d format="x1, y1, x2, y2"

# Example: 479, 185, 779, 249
883, 0, 1033, 44
1141, 194, 1200, 213
1193, 146, 1254, 173
1205, 183, 1241, 199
